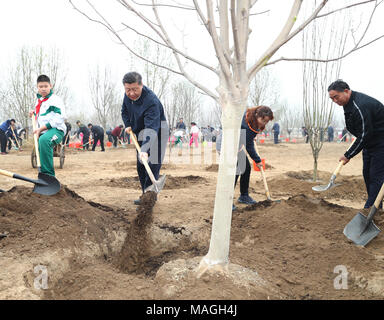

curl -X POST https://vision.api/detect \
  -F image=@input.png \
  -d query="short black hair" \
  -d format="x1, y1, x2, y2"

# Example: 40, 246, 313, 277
122, 72, 142, 85
119, 124, 124, 128
328, 79, 350, 92
37, 74, 51, 84
88, 123, 93, 127
76, 120, 81, 124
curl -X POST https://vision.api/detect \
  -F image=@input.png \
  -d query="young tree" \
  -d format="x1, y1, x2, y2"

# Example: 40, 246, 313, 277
248, 67, 280, 107
302, 1, 350, 181
70, 0, 384, 276
88, 65, 120, 130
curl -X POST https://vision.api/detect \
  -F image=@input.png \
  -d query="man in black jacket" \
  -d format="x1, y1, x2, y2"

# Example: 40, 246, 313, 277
121, 72, 169, 204
75, 121, 90, 150
328, 79, 384, 209
88, 123, 105, 152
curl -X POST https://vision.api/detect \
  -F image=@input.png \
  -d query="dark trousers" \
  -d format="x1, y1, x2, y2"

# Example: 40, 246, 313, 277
274, 132, 279, 144
234, 151, 251, 196
0, 130, 7, 153
82, 135, 90, 150
92, 135, 105, 151
112, 135, 118, 147
362, 140, 384, 208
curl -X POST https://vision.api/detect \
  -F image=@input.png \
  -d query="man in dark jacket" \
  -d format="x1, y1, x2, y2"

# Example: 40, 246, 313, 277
75, 121, 90, 150
0, 119, 16, 155
121, 71, 169, 204
175, 118, 186, 131
328, 79, 384, 209
88, 123, 105, 151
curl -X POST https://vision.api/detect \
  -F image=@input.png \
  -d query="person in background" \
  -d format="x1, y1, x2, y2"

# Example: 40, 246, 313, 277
189, 122, 199, 148
327, 125, 334, 142
75, 120, 90, 150
0, 119, 16, 155
88, 123, 105, 152
111, 125, 124, 148
272, 122, 280, 144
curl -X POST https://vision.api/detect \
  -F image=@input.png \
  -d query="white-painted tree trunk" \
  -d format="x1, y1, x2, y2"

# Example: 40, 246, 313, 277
197, 91, 247, 275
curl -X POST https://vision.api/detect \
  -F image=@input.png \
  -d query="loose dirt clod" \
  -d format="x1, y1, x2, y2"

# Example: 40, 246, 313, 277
116, 191, 157, 273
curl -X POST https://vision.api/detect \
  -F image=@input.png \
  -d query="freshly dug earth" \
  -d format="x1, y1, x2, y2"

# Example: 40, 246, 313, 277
1, 141, 384, 300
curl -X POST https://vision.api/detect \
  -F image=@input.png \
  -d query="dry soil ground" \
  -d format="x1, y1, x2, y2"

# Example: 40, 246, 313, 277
1, 138, 384, 300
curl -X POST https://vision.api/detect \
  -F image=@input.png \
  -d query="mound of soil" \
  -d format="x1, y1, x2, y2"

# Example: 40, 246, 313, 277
116, 191, 157, 274
205, 164, 218, 172
230, 195, 384, 299
0, 186, 130, 256
267, 171, 367, 202
102, 175, 209, 190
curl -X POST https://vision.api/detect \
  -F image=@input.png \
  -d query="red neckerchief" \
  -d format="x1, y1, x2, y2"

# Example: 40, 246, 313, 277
35, 97, 49, 119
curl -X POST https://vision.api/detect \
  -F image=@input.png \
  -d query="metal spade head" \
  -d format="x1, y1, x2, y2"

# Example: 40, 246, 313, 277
343, 212, 381, 246
33, 172, 61, 196
144, 175, 166, 194
312, 175, 340, 192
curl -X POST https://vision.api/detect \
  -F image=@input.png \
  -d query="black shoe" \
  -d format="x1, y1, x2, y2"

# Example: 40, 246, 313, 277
238, 194, 257, 205
101, 149, 105, 152
134, 199, 141, 205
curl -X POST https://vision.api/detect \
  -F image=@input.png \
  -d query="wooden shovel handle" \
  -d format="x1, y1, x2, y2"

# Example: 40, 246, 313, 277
10, 127, 21, 149
130, 132, 157, 185
374, 183, 384, 209
254, 142, 271, 200
32, 116, 41, 168
0, 169, 14, 178
333, 161, 344, 176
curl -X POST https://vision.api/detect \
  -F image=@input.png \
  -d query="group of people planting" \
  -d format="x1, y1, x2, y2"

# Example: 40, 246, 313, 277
1, 73, 384, 213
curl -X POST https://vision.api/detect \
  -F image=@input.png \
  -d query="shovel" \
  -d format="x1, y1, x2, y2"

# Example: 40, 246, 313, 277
343, 182, 384, 246
130, 132, 166, 193
29, 115, 61, 195
312, 160, 344, 192
11, 127, 22, 151
312, 140, 355, 192
254, 142, 280, 203
0, 168, 60, 196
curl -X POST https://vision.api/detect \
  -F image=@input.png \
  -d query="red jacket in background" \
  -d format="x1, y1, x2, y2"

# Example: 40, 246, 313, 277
111, 126, 123, 137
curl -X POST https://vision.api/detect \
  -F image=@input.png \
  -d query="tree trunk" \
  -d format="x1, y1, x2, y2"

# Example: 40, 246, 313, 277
313, 153, 318, 182
198, 96, 245, 272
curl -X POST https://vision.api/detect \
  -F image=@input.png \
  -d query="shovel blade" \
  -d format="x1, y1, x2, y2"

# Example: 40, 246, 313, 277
144, 175, 166, 194
343, 212, 381, 246
33, 172, 61, 196
312, 182, 340, 192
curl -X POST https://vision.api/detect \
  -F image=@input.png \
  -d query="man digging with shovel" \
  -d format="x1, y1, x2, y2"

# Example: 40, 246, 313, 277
328, 80, 384, 211
121, 72, 169, 204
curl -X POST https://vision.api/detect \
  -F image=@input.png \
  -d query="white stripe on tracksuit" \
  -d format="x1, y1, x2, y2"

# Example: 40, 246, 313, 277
348, 101, 365, 158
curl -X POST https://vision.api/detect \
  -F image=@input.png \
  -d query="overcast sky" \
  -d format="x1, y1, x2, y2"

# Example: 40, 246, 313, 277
1, 0, 383, 125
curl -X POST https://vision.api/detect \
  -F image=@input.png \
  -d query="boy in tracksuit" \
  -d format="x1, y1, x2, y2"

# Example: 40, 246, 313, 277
29, 75, 66, 177
121, 71, 169, 204
328, 80, 384, 209
0, 119, 16, 154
